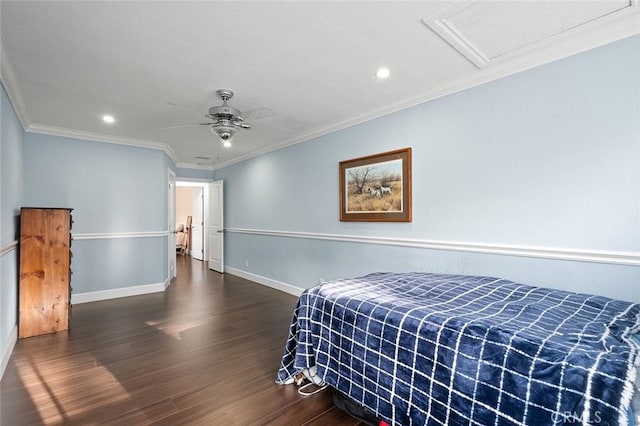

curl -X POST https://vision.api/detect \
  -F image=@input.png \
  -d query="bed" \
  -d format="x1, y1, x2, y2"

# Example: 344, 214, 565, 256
276, 272, 640, 425
176, 223, 188, 254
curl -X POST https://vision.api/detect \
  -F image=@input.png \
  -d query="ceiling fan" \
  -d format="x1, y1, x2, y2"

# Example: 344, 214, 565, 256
163, 89, 253, 147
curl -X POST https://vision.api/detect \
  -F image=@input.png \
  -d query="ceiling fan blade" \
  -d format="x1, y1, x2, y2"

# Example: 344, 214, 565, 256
166, 102, 205, 116
243, 106, 276, 121
160, 122, 213, 130
233, 122, 252, 129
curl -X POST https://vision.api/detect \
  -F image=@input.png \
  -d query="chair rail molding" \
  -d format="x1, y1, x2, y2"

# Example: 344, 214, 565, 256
0, 240, 18, 257
224, 227, 640, 267
72, 231, 170, 240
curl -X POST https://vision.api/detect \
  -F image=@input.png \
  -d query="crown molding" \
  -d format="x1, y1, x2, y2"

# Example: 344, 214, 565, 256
175, 162, 215, 171
0, 45, 31, 129
1, 46, 180, 164
26, 123, 179, 164
213, 14, 640, 170
4, 11, 638, 172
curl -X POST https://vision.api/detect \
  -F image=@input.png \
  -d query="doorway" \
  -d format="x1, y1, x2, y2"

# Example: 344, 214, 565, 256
176, 182, 207, 261
173, 179, 224, 274
168, 170, 176, 280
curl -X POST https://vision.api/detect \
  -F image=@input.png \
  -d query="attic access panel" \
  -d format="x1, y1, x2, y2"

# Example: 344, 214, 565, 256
423, 0, 634, 68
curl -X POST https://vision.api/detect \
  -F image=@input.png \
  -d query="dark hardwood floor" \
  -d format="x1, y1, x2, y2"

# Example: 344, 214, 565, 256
1, 256, 363, 425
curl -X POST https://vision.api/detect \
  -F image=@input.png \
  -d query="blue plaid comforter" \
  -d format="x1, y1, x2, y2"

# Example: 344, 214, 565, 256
276, 272, 640, 425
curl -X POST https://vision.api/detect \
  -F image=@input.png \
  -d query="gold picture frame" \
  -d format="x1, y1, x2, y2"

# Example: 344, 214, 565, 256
339, 148, 412, 222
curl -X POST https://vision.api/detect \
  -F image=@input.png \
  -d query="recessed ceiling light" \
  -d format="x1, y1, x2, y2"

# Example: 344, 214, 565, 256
102, 115, 115, 124
375, 68, 390, 79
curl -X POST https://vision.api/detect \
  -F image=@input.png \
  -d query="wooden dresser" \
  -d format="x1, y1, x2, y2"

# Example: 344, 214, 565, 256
19, 207, 73, 338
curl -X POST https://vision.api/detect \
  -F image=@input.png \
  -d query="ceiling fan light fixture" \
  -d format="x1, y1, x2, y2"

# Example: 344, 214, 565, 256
163, 89, 254, 149
211, 125, 236, 147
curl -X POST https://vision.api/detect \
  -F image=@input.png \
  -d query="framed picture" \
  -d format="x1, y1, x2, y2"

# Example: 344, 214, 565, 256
339, 147, 412, 222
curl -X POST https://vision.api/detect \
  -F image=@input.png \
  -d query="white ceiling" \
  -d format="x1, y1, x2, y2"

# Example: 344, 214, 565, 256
2, 1, 639, 169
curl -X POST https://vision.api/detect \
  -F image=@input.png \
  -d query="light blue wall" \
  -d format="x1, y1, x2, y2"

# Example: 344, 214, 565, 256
24, 133, 169, 293
70, 238, 165, 293
175, 166, 213, 180
215, 35, 640, 302
1, 83, 23, 371
1, 85, 22, 243
24, 134, 166, 232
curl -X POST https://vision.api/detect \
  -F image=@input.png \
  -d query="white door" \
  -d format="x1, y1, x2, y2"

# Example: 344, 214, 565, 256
168, 170, 177, 279
208, 180, 224, 273
191, 187, 204, 260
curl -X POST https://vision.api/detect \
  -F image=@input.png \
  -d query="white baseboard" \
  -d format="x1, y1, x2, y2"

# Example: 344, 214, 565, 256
225, 267, 304, 297
72, 278, 171, 304
1, 326, 18, 380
